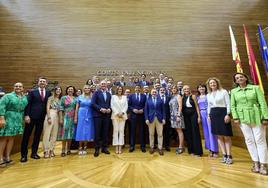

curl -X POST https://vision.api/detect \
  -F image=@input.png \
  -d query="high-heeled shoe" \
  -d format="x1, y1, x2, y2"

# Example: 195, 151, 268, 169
251, 162, 260, 173
50, 150, 55, 157
44, 151, 50, 159
78, 147, 83, 155
0, 159, 7, 168
115, 146, 119, 154
118, 146, 122, 154
259, 164, 268, 175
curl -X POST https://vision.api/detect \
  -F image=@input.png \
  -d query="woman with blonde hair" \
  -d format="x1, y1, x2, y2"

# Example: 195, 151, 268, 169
111, 86, 128, 154
42, 86, 62, 158
182, 85, 203, 156
169, 85, 185, 154
74, 85, 94, 155
206, 77, 233, 164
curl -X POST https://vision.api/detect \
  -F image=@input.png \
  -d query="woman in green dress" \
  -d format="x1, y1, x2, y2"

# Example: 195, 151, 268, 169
58, 86, 77, 157
0, 83, 28, 167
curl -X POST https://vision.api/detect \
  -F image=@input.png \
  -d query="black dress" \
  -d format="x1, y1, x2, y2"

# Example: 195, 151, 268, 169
182, 95, 203, 156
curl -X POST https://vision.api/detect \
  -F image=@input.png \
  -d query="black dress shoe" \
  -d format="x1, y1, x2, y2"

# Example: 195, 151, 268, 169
159, 149, 164, 156
20, 157, 27, 163
30, 154, 41, 159
165, 147, 171, 152
101, 149, 110, 154
94, 150, 99, 157
141, 147, 146, 153
129, 147, 134, 152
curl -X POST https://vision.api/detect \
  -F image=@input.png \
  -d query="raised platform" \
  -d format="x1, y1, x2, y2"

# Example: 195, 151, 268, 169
0, 142, 267, 188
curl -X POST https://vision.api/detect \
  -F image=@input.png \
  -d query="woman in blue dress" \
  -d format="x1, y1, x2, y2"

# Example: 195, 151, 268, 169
74, 85, 94, 155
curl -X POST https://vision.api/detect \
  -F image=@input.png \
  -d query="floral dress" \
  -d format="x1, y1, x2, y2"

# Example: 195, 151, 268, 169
0, 92, 28, 136
57, 95, 77, 140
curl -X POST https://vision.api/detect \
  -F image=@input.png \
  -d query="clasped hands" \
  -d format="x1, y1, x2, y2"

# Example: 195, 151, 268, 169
133, 109, 143, 114
100, 108, 111, 114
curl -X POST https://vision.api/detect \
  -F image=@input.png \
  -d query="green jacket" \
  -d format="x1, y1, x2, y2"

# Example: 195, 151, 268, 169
231, 84, 268, 125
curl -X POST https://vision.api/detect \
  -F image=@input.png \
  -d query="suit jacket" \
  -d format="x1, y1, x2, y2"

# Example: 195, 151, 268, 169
145, 96, 166, 123
139, 80, 149, 87
25, 88, 50, 120
107, 87, 115, 95
231, 84, 268, 125
159, 94, 171, 120
115, 81, 126, 87
91, 89, 112, 117
111, 95, 128, 120
128, 93, 146, 119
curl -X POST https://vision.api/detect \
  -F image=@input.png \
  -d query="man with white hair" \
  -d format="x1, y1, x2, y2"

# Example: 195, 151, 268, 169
91, 80, 112, 157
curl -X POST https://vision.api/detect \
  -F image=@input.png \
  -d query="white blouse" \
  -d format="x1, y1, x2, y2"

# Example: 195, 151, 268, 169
111, 95, 128, 120
207, 89, 230, 114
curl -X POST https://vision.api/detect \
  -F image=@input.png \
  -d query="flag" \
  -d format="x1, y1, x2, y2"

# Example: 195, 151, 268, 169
257, 25, 268, 76
243, 24, 264, 92
229, 25, 243, 73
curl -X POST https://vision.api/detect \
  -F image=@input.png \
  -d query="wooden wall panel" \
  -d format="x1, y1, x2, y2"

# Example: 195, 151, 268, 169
1, 0, 268, 148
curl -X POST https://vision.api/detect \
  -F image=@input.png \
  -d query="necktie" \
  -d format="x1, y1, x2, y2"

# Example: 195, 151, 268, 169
162, 95, 165, 103
103, 91, 107, 101
136, 93, 140, 102
153, 98, 156, 106
40, 89, 45, 101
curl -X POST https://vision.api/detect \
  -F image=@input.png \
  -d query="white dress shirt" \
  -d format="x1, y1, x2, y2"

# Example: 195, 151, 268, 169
207, 89, 230, 114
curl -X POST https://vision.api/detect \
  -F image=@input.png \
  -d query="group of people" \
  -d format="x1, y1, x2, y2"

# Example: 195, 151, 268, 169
0, 72, 267, 175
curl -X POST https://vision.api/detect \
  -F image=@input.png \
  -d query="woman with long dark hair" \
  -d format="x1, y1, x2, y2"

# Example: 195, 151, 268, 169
42, 86, 62, 158
196, 84, 218, 157
231, 72, 268, 175
58, 86, 77, 157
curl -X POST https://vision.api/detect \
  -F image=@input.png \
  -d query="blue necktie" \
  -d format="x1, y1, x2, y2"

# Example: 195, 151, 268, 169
103, 91, 107, 101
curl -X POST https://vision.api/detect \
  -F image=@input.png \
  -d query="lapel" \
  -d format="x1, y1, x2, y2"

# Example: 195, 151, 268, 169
34, 89, 43, 102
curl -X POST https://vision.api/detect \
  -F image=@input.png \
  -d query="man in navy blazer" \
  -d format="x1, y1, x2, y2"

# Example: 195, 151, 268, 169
115, 75, 126, 87
128, 85, 147, 152
91, 80, 112, 157
21, 77, 50, 162
159, 87, 171, 151
139, 74, 149, 87
145, 88, 166, 155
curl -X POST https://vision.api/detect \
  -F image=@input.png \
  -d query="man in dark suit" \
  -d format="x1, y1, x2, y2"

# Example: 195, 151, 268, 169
145, 88, 166, 155
115, 75, 126, 87
21, 77, 50, 162
159, 87, 171, 151
91, 80, 112, 157
139, 74, 149, 87
128, 85, 146, 152
143, 85, 151, 100
177, 81, 183, 96
106, 80, 115, 95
